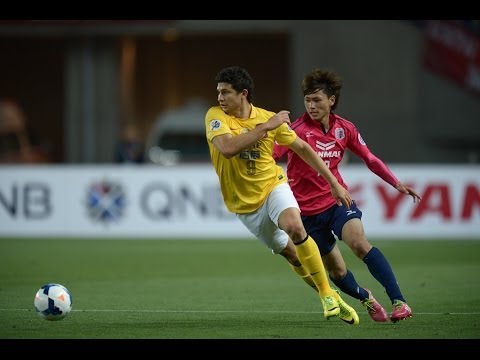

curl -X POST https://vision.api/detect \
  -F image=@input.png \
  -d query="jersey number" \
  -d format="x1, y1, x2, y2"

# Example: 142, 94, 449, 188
246, 160, 256, 175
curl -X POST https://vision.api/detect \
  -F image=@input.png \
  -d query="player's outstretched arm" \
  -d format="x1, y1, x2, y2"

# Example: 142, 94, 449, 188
355, 149, 422, 204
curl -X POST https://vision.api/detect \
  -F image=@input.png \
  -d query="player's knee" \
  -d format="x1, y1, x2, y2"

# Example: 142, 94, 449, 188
329, 268, 347, 281
350, 241, 371, 259
283, 222, 305, 241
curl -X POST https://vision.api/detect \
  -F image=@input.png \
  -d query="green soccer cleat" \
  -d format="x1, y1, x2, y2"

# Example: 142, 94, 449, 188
334, 290, 360, 325
320, 294, 340, 319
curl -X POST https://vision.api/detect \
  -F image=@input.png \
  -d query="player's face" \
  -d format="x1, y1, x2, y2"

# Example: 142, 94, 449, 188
304, 89, 334, 122
217, 82, 244, 115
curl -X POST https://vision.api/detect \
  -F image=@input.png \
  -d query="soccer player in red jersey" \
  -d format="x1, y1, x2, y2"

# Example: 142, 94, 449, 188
273, 68, 422, 322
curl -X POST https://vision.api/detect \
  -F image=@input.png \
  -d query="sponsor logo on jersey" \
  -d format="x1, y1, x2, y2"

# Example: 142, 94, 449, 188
315, 140, 341, 158
210, 119, 221, 131
316, 140, 336, 151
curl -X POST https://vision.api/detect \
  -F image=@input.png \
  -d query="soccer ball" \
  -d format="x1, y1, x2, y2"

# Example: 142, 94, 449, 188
34, 283, 72, 321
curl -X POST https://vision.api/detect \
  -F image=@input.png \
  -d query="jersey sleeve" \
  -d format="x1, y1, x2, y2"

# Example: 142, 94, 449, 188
205, 107, 231, 142
274, 123, 297, 147
347, 125, 399, 187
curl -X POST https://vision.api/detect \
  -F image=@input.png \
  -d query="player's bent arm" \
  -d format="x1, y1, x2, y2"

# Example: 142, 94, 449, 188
288, 137, 352, 208
211, 124, 269, 159
211, 110, 291, 159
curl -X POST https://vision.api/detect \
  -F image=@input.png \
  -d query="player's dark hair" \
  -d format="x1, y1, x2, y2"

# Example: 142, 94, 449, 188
215, 66, 254, 103
302, 69, 342, 110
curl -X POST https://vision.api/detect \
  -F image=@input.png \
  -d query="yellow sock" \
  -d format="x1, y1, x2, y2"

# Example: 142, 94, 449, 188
295, 236, 334, 297
289, 263, 318, 292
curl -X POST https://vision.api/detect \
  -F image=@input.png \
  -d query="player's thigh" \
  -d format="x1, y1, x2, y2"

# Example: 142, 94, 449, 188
302, 214, 336, 256
236, 205, 288, 255
266, 183, 300, 227
341, 218, 365, 241
331, 201, 363, 241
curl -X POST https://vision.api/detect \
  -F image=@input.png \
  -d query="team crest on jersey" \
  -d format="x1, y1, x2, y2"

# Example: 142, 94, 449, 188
335, 128, 345, 140
210, 119, 221, 131
358, 133, 366, 145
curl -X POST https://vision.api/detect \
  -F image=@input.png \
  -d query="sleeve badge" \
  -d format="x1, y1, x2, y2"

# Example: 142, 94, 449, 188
210, 119, 221, 131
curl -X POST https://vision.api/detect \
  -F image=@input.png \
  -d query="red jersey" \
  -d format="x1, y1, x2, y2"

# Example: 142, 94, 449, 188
273, 112, 399, 215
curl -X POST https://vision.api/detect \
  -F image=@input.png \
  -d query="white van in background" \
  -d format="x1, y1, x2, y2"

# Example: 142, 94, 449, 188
145, 98, 210, 165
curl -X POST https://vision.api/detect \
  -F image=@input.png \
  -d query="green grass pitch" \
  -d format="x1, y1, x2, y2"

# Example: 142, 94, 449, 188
1, 238, 479, 339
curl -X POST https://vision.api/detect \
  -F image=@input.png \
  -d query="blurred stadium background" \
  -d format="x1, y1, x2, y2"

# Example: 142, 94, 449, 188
0, 20, 479, 340
1, 20, 479, 164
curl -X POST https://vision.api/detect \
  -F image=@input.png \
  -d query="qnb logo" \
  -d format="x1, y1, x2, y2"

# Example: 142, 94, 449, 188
86, 180, 126, 224
315, 140, 341, 158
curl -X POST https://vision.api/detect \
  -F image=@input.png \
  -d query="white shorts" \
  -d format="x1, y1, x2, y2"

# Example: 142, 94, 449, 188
236, 182, 300, 254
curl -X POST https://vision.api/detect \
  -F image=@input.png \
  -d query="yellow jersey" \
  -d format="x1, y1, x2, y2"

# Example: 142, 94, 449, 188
205, 105, 297, 214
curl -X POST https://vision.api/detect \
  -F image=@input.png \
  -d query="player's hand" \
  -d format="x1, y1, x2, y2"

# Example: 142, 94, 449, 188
331, 183, 352, 209
395, 182, 422, 203
265, 110, 291, 131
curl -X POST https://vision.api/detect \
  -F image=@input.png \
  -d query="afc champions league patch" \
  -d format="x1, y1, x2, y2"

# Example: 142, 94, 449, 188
210, 119, 221, 131
335, 127, 345, 140
358, 133, 366, 145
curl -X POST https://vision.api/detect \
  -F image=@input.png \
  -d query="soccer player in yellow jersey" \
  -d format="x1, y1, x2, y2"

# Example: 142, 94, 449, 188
205, 66, 359, 324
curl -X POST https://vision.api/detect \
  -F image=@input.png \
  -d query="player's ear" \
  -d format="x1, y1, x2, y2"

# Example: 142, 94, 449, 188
329, 95, 336, 107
